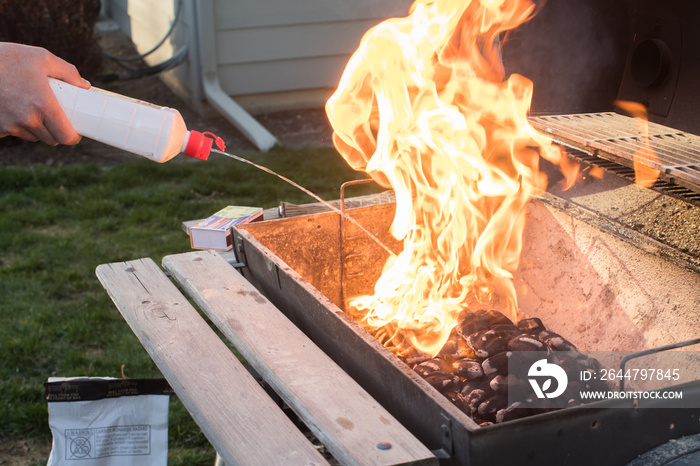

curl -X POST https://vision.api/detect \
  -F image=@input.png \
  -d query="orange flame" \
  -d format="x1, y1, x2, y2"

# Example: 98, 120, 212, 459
326, 0, 576, 356
615, 100, 661, 188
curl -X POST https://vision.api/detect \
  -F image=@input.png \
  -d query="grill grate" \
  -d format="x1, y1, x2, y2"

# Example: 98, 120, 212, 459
529, 113, 700, 201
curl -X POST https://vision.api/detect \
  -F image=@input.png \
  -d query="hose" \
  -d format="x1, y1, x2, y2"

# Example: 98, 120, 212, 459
102, 0, 184, 63
98, 0, 187, 80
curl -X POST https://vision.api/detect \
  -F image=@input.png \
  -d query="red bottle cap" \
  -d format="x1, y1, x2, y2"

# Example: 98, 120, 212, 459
183, 131, 213, 160
183, 131, 227, 160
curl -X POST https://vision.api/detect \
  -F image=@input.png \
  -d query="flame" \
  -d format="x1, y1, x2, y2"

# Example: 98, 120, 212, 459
326, 0, 576, 356
615, 100, 661, 188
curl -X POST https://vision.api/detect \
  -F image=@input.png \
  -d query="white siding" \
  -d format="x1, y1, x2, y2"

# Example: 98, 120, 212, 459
107, 0, 413, 107
213, 0, 412, 97
213, 0, 412, 29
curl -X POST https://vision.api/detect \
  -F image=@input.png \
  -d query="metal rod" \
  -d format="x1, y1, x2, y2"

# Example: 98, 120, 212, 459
619, 337, 700, 391
339, 179, 377, 307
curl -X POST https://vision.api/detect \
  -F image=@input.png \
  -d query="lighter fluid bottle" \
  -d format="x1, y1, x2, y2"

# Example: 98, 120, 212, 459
49, 78, 223, 162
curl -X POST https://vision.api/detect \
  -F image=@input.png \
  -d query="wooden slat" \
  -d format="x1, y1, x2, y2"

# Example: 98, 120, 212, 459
95, 258, 328, 466
163, 250, 437, 466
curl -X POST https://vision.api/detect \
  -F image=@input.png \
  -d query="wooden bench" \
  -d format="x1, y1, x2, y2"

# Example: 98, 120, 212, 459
96, 250, 436, 466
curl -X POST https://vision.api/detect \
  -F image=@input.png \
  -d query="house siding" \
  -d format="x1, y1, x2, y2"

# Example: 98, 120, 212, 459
106, 0, 412, 108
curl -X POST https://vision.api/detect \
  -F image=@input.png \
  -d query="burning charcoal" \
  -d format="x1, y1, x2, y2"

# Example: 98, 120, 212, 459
517, 317, 544, 334
491, 325, 523, 346
441, 337, 475, 360
403, 347, 432, 366
496, 402, 532, 423
507, 334, 548, 352
481, 351, 511, 376
423, 372, 460, 392
477, 394, 507, 420
438, 330, 478, 359
479, 421, 495, 427
438, 333, 459, 358
489, 374, 509, 395
405, 354, 432, 366
442, 390, 471, 415
456, 309, 493, 339
454, 338, 477, 359
485, 310, 515, 327
456, 309, 514, 340
413, 358, 452, 378
452, 358, 484, 380
539, 330, 579, 356
467, 330, 508, 358
491, 322, 521, 334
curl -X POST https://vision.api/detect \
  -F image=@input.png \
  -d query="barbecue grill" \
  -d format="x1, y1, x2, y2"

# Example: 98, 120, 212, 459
229, 182, 700, 465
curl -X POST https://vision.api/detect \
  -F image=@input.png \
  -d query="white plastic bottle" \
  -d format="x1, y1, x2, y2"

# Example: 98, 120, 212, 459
49, 78, 222, 162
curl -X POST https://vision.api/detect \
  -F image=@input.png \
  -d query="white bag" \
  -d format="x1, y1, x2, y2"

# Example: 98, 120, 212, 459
45, 377, 172, 466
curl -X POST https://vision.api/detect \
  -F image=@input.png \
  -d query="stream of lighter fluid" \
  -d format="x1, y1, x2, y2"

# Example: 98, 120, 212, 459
211, 149, 397, 257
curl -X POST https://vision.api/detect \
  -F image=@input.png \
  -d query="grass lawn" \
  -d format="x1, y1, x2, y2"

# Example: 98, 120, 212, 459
0, 145, 378, 464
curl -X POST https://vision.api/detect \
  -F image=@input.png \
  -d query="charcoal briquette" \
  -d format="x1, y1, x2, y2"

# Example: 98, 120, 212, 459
556, 356, 591, 380
489, 374, 509, 394
507, 334, 548, 352
413, 358, 452, 377
452, 358, 484, 380
576, 354, 601, 372
423, 372, 460, 392
403, 347, 432, 365
495, 402, 532, 423
482, 351, 511, 375
467, 330, 508, 358
454, 338, 476, 359
442, 389, 471, 414
517, 317, 544, 334
540, 331, 579, 356
477, 394, 507, 419
464, 387, 493, 414
456, 309, 493, 339
461, 377, 491, 397
456, 309, 513, 340
438, 331, 459, 357
439, 331, 477, 359
485, 310, 515, 327
505, 374, 530, 394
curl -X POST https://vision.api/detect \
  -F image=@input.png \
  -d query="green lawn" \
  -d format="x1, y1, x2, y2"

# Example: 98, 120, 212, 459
0, 146, 377, 464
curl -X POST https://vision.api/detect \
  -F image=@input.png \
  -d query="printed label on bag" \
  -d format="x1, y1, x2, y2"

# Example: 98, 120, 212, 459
65, 425, 151, 460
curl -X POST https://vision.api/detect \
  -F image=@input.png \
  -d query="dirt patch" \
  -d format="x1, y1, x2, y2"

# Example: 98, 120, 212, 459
0, 22, 334, 168
0, 438, 51, 465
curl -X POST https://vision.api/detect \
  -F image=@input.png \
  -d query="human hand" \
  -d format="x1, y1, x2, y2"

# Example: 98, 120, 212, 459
0, 42, 91, 145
